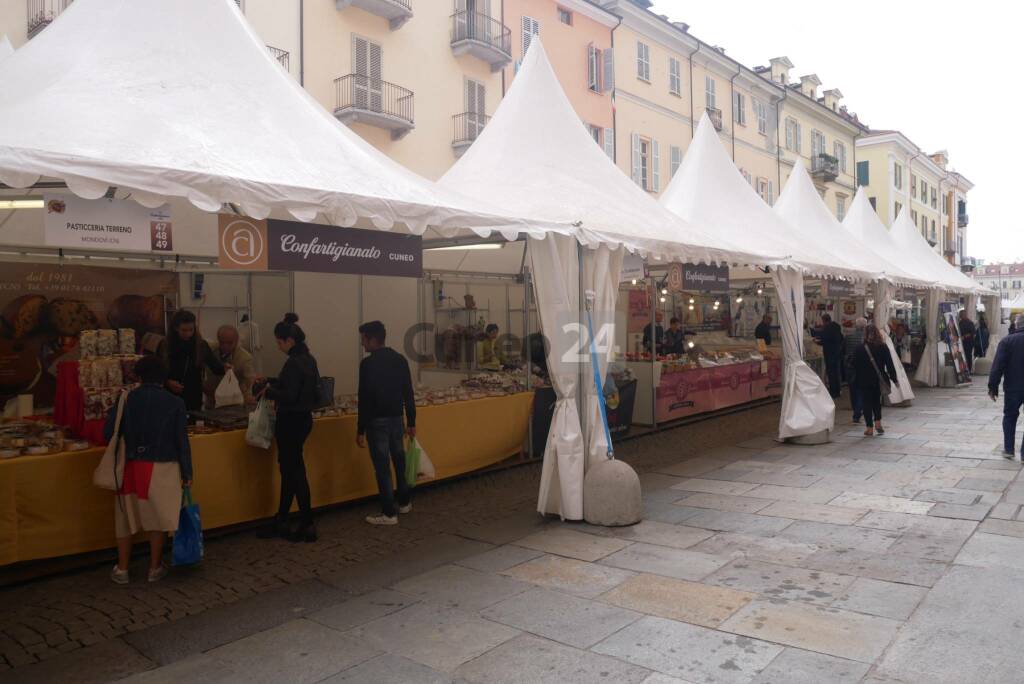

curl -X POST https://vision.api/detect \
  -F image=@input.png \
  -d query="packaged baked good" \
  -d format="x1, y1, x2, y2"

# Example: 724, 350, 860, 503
97, 329, 118, 357
78, 359, 94, 388
90, 359, 108, 388
118, 328, 136, 355
2, 294, 47, 339
105, 359, 123, 387
46, 299, 99, 337
120, 356, 139, 384
79, 330, 98, 359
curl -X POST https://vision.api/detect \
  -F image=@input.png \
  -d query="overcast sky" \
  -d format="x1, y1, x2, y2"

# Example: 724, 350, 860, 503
648, 0, 1015, 263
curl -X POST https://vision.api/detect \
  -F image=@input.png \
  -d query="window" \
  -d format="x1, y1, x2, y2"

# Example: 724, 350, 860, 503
464, 79, 486, 135
754, 99, 767, 135
912, 209, 918, 224
857, 160, 870, 186
911, 174, 917, 198
352, 35, 383, 109
894, 163, 903, 190
670, 145, 682, 178
521, 16, 539, 58
586, 123, 601, 145
636, 41, 650, 82
587, 44, 601, 93
785, 118, 801, 152
631, 134, 659, 192
833, 141, 847, 173
811, 130, 826, 158
603, 127, 614, 160
931, 187, 937, 209
1015, 281, 1022, 290
742, 169, 752, 185
668, 57, 681, 96
756, 178, 774, 205
920, 214, 928, 235
705, 76, 716, 110
733, 92, 746, 125
836, 196, 846, 221
868, 196, 877, 211
895, 200, 902, 216
931, 219, 936, 239
920, 178, 927, 201
557, 7, 572, 25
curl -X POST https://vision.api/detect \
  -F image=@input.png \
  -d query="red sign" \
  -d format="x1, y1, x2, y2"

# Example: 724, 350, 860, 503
150, 220, 173, 252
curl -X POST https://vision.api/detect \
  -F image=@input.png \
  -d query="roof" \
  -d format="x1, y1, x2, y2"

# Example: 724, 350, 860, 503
841, 189, 935, 289
888, 205, 981, 293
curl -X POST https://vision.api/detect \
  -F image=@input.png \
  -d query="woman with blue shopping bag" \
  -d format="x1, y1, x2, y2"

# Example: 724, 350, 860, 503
99, 355, 193, 585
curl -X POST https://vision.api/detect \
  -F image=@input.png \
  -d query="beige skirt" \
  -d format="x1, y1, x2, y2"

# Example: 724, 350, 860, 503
114, 460, 182, 537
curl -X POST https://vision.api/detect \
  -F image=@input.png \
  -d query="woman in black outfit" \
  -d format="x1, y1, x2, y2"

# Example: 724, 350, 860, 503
158, 310, 226, 412
257, 314, 319, 542
854, 324, 899, 437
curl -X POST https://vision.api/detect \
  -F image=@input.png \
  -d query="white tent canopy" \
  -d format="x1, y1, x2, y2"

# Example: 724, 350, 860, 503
0, 0, 537, 237
1007, 292, 1024, 310
661, 116, 860, 279
0, 35, 12, 61
842, 188, 931, 287
889, 208, 977, 294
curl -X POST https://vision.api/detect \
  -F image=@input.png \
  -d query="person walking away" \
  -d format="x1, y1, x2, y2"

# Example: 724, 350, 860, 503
854, 324, 899, 437
203, 325, 257, 408
105, 356, 192, 584
988, 314, 1024, 459
958, 309, 977, 373
158, 310, 227, 412
844, 318, 867, 423
356, 320, 415, 526
257, 314, 319, 542
814, 314, 844, 398
754, 314, 773, 347
976, 312, 990, 359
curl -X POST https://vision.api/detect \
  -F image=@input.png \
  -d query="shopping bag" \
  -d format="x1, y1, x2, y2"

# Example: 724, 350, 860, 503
172, 487, 203, 566
404, 437, 421, 487
93, 390, 127, 491
214, 372, 244, 408
416, 441, 436, 481
245, 398, 275, 449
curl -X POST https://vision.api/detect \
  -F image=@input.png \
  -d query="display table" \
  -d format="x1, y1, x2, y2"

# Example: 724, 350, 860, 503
0, 392, 533, 567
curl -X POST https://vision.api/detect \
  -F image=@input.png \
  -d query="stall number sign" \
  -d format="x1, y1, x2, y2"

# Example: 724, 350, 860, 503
43, 195, 173, 253
218, 214, 422, 277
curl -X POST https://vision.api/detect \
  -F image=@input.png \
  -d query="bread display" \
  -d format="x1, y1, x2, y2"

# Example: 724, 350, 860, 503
2, 295, 47, 339
45, 298, 98, 337
107, 294, 165, 335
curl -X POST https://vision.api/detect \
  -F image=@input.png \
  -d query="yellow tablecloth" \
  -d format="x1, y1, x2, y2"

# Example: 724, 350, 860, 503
0, 393, 533, 566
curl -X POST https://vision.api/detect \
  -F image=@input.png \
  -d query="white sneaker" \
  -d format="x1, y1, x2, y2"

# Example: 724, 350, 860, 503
147, 565, 168, 583
365, 514, 399, 526
399, 503, 412, 514
110, 565, 129, 585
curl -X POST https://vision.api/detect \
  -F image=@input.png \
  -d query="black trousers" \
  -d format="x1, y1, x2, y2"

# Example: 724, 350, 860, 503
825, 354, 842, 398
275, 411, 314, 526
861, 386, 883, 428
964, 342, 974, 373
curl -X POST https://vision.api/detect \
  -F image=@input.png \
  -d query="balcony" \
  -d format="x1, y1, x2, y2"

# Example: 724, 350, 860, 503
336, 0, 412, 31
958, 213, 969, 228
27, 0, 72, 39
452, 112, 490, 156
706, 107, 723, 131
451, 11, 512, 70
811, 153, 839, 183
333, 75, 414, 140
267, 45, 289, 72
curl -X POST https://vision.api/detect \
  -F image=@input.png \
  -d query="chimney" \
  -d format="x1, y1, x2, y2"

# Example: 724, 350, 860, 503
768, 56, 793, 85
672, 21, 690, 33
823, 88, 843, 111
799, 74, 822, 99
930, 150, 949, 169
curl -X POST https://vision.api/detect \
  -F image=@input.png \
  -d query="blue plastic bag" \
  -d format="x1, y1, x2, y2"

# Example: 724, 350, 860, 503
172, 487, 203, 566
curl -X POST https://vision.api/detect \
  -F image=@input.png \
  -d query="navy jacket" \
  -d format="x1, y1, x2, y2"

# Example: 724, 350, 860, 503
104, 383, 193, 480
989, 330, 1024, 395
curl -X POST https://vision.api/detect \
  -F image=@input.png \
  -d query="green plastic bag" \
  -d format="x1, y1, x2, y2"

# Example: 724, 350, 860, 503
404, 438, 421, 487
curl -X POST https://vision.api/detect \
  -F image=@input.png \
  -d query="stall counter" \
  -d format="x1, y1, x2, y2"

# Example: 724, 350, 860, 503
0, 392, 533, 567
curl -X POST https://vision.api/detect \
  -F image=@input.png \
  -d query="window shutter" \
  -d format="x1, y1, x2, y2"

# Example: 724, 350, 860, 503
587, 44, 597, 91
651, 139, 660, 192
522, 16, 538, 58
630, 133, 641, 185
603, 128, 614, 160
602, 49, 615, 92
795, 123, 801, 153
353, 36, 368, 76
785, 120, 793, 150
768, 181, 774, 205
368, 42, 382, 80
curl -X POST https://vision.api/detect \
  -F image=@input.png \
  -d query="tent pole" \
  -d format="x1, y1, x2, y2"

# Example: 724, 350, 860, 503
650, 272, 658, 432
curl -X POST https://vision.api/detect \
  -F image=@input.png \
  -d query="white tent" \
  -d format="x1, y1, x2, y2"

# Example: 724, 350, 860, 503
889, 208, 977, 294
0, 0, 537, 237
1008, 292, 1024, 311
0, 35, 12, 61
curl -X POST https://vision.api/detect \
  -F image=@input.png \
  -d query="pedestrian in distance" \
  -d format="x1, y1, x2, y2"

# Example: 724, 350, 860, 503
356, 320, 416, 526
958, 309, 977, 373
255, 314, 319, 542
105, 355, 192, 585
814, 313, 844, 399
976, 311, 990, 359
754, 314, 772, 347
989, 314, 1024, 459
844, 317, 867, 423
854, 324, 899, 437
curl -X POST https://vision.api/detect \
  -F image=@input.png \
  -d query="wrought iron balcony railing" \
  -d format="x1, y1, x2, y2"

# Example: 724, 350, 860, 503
267, 45, 289, 71
452, 112, 490, 153
335, 0, 412, 31
811, 153, 839, 182
27, 0, 72, 38
957, 213, 969, 228
706, 107, 723, 131
450, 11, 512, 69
333, 74, 414, 139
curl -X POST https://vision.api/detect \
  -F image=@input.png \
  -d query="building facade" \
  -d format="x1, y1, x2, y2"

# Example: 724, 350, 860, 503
973, 262, 1024, 303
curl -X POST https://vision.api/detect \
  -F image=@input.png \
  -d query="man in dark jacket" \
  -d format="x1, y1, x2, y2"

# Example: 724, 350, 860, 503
754, 314, 773, 347
989, 314, 1024, 459
958, 309, 977, 373
357, 320, 416, 525
814, 314, 844, 398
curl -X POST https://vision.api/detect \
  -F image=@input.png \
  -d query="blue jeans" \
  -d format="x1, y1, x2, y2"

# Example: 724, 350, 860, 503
367, 417, 411, 517
849, 383, 862, 420
1003, 392, 1024, 455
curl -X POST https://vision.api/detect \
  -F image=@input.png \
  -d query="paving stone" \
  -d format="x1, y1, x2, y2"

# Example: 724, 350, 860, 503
704, 559, 855, 605
743, 484, 844, 504
855, 510, 978, 536
978, 518, 1024, 538
592, 615, 783, 684
308, 589, 418, 633
749, 648, 870, 684
644, 501, 708, 525
456, 545, 545, 574
501, 554, 634, 598
988, 502, 1021, 520
670, 479, 759, 496
206, 619, 377, 684
777, 520, 899, 553
756, 501, 867, 525
451, 511, 548, 546
926, 502, 992, 521
6, 637, 155, 684
639, 472, 688, 491
454, 634, 651, 684
829, 577, 928, 620
600, 573, 755, 628
598, 542, 731, 582
322, 654, 450, 684
913, 488, 983, 505
116, 655, 247, 684
720, 599, 901, 663
801, 548, 947, 587
955, 532, 1024, 570
828, 493, 933, 515
513, 527, 630, 562
681, 510, 793, 537
391, 564, 532, 611
736, 472, 824, 488
349, 602, 519, 673
888, 524, 975, 562
955, 477, 1010, 492
674, 492, 775, 514
690, 532, 819, 566
482, 587, 639, 649
641, 675, 698, 684
605, 520, 715, 550
655, 458, 732, 478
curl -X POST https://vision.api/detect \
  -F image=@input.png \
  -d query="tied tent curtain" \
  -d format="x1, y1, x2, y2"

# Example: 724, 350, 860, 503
528, 234, 584, 520
581, 245, 624, 470
772, 267, 835, 439
874, 280, 915, 404
915, 289, 942, 387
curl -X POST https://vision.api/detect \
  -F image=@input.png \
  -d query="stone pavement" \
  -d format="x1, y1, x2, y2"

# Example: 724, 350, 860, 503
5, 381, 1024, 683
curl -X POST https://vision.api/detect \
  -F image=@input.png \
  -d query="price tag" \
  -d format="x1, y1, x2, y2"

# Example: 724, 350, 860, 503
150, 221, 173, 252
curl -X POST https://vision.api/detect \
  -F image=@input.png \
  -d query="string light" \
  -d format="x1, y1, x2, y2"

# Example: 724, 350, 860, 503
659, 296, 666, 303
714, 300, 720, 307
688, 304, 694, 311
689, 298, 695, 304
661, 288, 668, 295
736, 296, 743, 303
688, 341, 695, 349
631, 279, 637, 285
757, 288, 763, 295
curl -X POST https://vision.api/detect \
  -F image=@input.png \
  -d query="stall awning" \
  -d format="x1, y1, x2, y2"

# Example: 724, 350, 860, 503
888, 206, 979, 294
0, 35, 12, 61
0, 0, 538, 238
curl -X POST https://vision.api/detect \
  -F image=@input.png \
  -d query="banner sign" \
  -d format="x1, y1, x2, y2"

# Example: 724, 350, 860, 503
620, 253, 645, 283
939, 302, 970, 384
218, 215, 422, 277
825, 280, 855, 298
44, 195, 173, 253
682, 263, 729, 293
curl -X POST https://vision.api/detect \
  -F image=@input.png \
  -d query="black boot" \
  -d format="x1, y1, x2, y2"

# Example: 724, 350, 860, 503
288, 521, 317, 543
256, 516, 289, 539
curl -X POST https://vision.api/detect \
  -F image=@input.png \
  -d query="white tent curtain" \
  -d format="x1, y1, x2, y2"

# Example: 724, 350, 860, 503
772, 267, 835, 439
967, 293, 978, 319
528, 234, 584, 520
873, 280, 915, 403
581, 245, 625, 470
915, 289, 943, 387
